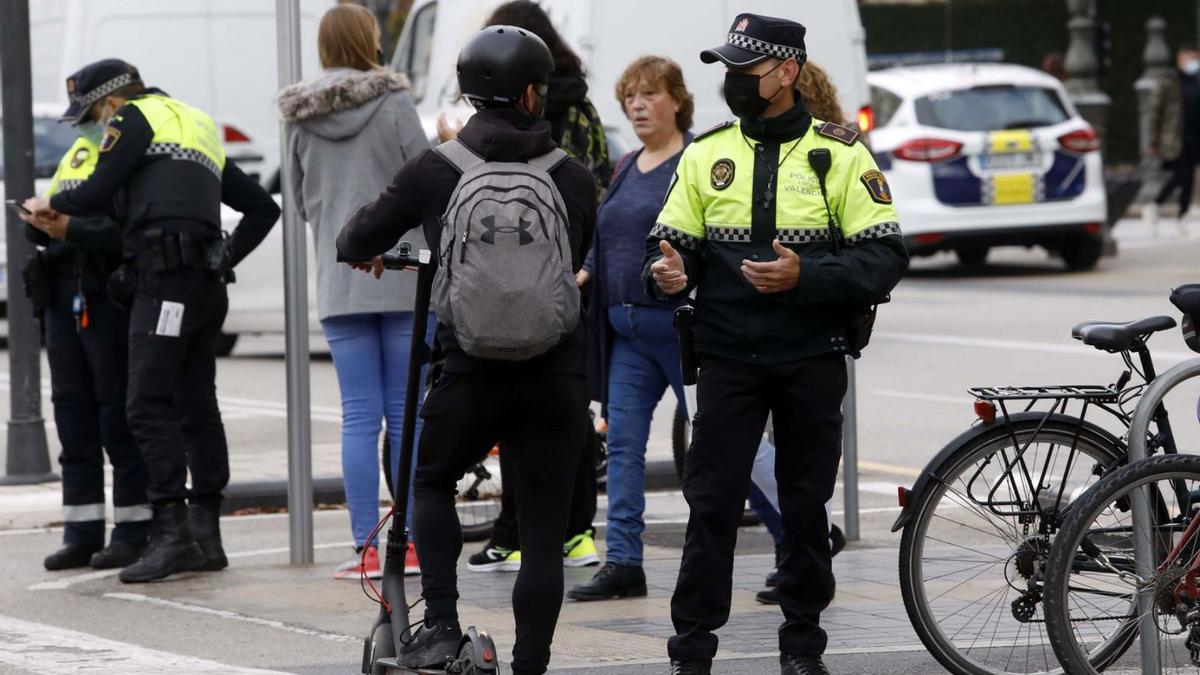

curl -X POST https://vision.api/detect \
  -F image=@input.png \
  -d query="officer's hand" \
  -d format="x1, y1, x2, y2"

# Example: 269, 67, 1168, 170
35, 213, 71, 240
651, 240, 688, 295
741, 239, 800, 293
23, 197, 53, 220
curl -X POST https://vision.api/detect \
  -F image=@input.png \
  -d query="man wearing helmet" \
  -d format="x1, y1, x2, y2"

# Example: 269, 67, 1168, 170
338, 26, 597, 675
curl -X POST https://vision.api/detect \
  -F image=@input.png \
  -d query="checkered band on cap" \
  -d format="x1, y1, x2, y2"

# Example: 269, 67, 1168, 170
726, 33, 805, 62
145, 142, 222, 179
71, 73, 135, 110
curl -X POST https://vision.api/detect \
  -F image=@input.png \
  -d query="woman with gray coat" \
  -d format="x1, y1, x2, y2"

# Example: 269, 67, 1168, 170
277, 3, 430, 579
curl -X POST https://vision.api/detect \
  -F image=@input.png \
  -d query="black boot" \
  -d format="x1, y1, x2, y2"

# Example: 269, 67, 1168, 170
44, 542, 101, 571
756, 587, 780, 605
398, 618, 462, 669
566, 562, 647, 601
781, 654, 830, 675
90, 539, 147, 569
188, 498, 228, 571
669, 659, 712, 674
766, 542, 785, 587
118, 501, 206, 583
830, 524, 846, 557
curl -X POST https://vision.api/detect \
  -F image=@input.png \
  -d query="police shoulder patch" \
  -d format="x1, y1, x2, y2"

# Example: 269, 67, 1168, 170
816, 121, 860, 146
694, 120, 734, 143
100, 126, 122, 153
860, 169, 893, 205
710, 158, 735, 190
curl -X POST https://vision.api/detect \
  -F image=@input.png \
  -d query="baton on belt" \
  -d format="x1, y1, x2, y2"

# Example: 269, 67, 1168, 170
673, 304, 698, 386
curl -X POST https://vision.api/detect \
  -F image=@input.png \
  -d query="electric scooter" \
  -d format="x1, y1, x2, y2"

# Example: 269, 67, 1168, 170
341, 244, 499, 675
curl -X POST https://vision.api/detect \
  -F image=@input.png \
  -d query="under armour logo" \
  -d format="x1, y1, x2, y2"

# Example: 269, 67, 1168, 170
479, 215, 534, 246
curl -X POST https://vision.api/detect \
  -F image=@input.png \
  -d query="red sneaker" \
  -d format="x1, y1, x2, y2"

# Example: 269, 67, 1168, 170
405, 542, 421, 576
334, 545, 382, 580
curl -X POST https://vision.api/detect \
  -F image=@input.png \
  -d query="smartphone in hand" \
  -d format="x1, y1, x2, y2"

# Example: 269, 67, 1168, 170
5, 199, 32, 216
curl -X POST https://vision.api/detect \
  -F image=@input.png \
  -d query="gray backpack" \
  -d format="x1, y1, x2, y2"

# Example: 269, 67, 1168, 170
431, 139, 579, 361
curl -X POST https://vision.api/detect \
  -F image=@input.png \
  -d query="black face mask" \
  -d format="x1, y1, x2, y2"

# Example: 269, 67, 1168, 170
723, 59, 788, 120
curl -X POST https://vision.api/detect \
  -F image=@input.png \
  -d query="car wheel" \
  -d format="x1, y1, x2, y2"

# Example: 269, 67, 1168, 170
1060, 235, 1103, 272
954, 247, 988, 267
215, 332, 238, 356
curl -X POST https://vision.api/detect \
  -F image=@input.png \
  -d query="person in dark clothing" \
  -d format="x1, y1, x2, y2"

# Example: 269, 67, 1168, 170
457, 0, 607, 575
24, 116, 150, 572
26, 59, 281, 584
1148, 45, 1200, 236
337, 27, 596, 675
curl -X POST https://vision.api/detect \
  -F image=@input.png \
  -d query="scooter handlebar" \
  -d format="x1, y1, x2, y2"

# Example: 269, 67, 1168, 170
336, 242, 432, 270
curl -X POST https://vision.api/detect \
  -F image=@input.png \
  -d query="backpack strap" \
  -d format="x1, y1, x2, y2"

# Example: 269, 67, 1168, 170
527, 147, 570, 174
434, 139, 485, 175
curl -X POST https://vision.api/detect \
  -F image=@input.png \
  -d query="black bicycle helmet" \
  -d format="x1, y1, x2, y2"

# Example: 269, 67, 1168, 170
457, 25, 554, 109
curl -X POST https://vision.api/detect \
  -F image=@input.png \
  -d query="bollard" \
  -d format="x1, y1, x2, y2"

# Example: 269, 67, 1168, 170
843, 355, 859, 542
0, 0, 55, 486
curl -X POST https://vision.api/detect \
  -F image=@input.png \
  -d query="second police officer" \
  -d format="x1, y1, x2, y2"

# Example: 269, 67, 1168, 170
25, 59, 281, 583
24, 79, 150, 572
643, 15, 908, 675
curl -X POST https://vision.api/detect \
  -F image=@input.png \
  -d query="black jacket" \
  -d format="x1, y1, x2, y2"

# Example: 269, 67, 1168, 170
337, 107, 598, 374
49, 88, 280, 265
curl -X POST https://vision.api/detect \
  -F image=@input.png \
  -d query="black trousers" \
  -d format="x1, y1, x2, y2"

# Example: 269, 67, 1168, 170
413, 369, 589, 675
45, 274, 149, 546
126, 267, 230, 504
668, 354, 846, 660
490, 422, 598, 550
1157, 143, 1199, 216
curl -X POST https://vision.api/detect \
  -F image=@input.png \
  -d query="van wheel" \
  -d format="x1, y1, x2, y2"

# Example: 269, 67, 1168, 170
954, 247, 988, 267
215, 332, 238, 356
1061, 235, 1103, 272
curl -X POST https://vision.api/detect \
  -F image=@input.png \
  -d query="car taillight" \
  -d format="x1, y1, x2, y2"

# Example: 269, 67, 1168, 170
893, 138, 963, 162
223, 124, 251, 143
1058, 127, 1099, 153
857, 105, 875, 134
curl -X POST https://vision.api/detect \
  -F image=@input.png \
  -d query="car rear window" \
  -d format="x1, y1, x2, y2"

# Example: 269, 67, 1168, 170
915, 85, 1069, 132
869, 85, 903, 128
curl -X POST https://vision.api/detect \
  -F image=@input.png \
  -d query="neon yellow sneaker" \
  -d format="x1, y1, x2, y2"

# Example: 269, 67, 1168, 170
466, 543, 521, 572
563, 530, 599, 567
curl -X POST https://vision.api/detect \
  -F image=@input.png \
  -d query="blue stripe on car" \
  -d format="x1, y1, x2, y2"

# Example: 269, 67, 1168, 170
930, 156, 982, 206
1041, 150, 1086, 201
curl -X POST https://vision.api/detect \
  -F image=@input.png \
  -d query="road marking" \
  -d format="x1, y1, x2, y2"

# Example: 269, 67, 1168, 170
876, 331, 1196, 364
0, 612, 286, 674
104, 592, 359, 643
28, 541, 353, 590
873, 389, 965, 405
858, 460, 922, 478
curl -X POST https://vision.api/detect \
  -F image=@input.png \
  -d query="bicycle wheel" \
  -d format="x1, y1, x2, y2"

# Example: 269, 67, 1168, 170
899, 420, 1125, 675
457, 447, 503, 542
1044, 454, 1200, 674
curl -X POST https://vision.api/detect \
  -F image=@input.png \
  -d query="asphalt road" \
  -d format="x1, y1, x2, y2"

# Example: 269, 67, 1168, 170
2, 220, 1200, 674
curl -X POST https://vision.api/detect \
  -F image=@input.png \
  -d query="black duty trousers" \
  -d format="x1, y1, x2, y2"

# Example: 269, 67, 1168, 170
490, 422, 598, 550
413, 369, 589, 675
45, 274, 149, 546
668, 354, 847, 660
126, 266, 230, 504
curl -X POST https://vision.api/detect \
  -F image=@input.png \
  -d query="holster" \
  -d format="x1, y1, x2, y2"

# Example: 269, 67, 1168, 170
140, 228, 214, 275
106, 262, 138, 310
673, 304, 698, 386
21, 252, 51, 319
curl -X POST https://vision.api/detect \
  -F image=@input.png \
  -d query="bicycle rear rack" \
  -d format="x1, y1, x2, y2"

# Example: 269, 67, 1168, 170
970, 385, 1120, 403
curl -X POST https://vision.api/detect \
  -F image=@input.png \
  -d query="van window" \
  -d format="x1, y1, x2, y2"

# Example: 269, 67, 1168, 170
869, 85, 902, 128
393, 2, 437, 103
915, 85, 1069, 132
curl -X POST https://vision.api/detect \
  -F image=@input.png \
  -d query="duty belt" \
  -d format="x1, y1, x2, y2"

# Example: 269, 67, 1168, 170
139, 228, 214, 273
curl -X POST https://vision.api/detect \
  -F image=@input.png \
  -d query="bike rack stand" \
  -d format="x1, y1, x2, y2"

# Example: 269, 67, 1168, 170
1126, 358, 1200, 672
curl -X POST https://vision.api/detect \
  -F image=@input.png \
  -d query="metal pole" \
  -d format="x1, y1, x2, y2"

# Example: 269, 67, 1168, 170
0, 0, 55, 486
842, 355, 859, 542
275, 0, 313, 565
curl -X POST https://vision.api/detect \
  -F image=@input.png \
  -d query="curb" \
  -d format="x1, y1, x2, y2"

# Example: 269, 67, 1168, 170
221, 458, 681, 514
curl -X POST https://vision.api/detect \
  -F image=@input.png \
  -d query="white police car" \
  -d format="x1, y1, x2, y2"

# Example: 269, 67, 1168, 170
867, 63, 1107, 270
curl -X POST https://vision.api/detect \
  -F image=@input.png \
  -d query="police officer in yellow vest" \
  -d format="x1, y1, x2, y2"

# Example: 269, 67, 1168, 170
642, 16, 908, 675
22, 101, 151, 573
25, 59, 280, 583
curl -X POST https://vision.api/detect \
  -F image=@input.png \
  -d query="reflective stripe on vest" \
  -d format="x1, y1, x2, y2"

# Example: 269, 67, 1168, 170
127, 94, 226, 179
46, 136, 100, 198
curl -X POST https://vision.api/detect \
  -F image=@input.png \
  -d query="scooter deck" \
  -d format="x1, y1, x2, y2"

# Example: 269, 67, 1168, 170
373, 657, 496, 674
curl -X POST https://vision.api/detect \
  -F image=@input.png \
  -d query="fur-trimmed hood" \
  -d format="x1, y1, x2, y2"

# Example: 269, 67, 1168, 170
277, 67, 412, 140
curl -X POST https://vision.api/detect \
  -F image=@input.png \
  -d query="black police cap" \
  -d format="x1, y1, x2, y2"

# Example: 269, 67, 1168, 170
701, 14, 807, 68
60, 58, 142, 125
457, 26, 554, 109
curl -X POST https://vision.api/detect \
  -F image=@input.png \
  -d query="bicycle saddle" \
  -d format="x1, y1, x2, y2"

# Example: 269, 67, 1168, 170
1070, 315, 1177, 351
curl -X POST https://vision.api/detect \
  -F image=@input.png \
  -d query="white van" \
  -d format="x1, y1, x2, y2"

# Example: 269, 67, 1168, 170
29, 0, 335, 186
392, 0, 872, 155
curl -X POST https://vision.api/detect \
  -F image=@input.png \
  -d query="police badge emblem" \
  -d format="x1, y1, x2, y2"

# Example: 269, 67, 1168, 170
860, 169, 893, 204
711, 158, 735, 190
69, 147, 89, 169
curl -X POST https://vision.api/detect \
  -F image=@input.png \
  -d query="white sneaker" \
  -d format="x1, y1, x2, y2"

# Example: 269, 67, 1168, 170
1143, 203, 1160, 237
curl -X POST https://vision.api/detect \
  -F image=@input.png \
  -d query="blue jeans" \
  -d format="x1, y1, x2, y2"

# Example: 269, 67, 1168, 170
605, 304, 687, 566
322, 312, 431, 548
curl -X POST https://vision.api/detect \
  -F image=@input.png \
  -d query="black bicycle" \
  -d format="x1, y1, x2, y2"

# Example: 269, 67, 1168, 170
895, 315, 1181, 675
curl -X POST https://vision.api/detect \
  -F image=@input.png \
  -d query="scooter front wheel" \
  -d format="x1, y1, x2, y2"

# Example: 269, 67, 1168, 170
367, 623, 395, 675
454, 628, 498, 673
